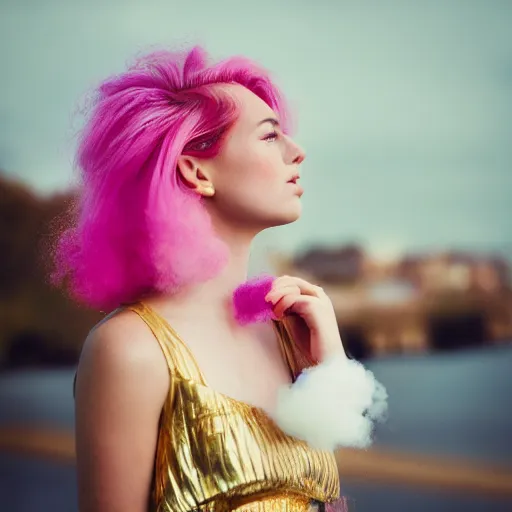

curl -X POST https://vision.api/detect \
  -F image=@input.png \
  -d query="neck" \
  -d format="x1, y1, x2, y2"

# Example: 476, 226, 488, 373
147, 221, 258, 321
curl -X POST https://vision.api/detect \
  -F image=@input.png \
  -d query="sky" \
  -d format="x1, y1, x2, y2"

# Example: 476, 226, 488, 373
1, 0, 511, 269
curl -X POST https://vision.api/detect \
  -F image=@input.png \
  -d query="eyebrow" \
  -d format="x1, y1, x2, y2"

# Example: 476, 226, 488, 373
257, 117, 280, 127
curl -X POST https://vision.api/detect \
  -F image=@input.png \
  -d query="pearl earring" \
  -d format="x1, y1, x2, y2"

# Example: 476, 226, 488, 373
202, 186, 215, 197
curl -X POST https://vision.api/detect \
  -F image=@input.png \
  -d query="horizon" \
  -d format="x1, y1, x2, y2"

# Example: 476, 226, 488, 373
2, 167, 511, 268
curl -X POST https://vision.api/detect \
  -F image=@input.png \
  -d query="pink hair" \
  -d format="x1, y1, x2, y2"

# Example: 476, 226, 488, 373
233, 274, 276, 325
50, 46, 290, 311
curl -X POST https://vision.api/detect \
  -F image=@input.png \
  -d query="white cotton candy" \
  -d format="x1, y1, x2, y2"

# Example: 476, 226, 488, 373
271, 354, 388, 451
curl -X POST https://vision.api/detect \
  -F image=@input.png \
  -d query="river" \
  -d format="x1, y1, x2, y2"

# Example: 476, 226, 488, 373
1, 345, 511, 511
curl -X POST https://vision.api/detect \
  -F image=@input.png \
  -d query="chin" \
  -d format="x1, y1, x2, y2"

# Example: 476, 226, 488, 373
274, 205, 303, 227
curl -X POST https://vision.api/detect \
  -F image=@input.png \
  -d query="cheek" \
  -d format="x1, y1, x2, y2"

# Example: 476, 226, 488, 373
216, 142, 284, 193
249, 161, 279, 186
245, 148, 283, 184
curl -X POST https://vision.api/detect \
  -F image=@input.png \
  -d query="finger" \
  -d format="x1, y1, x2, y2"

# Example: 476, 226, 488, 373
274, 294, 316, 320
265, 284, 301, 304
272, 292, 301, 319
285, 295, 317, 316
274, 276, 324, 297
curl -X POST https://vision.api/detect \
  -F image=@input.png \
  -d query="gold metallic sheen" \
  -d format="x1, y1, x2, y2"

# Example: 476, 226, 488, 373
123, 301, 340, 512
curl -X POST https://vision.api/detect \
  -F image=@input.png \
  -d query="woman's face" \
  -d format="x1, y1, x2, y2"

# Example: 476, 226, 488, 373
200, 85, 306, 232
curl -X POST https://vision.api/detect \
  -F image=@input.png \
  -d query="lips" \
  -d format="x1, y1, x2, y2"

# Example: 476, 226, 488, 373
287, 175, 304, 196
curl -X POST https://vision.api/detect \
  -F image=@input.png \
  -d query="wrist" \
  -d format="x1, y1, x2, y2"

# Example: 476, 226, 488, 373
323, 344, 347, 362
314, 335, 347, 363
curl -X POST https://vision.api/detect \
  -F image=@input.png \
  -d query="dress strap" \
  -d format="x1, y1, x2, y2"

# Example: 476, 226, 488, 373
122, 301, 207, 385
273, 318, 317, 382
123, 302, 313, 385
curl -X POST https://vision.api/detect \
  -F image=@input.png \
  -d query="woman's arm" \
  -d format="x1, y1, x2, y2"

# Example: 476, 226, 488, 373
74, 312, 170, 512
265, 276, 388, 451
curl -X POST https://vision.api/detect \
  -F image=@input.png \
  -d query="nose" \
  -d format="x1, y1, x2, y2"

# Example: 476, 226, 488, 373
293, 149, 306, 165
286, 135, 306, 165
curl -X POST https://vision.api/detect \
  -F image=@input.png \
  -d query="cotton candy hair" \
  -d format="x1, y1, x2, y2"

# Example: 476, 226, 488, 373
232, 274, 276, 325
49, 47, 290, 310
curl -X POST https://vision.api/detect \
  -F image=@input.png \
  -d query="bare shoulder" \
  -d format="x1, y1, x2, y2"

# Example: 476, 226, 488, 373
84, 308, 165, 362
76, 308, 170, 410
74, 309, 170, 511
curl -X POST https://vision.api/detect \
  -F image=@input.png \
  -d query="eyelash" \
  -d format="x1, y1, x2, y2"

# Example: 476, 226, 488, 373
263, 131, 279, 142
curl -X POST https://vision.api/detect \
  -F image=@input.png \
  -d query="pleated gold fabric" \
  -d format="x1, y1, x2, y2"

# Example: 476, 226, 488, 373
122, 301, 340, 512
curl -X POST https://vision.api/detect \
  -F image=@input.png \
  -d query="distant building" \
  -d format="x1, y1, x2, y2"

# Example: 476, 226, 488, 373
277, 245, 512, 358
293, 244, 365, 284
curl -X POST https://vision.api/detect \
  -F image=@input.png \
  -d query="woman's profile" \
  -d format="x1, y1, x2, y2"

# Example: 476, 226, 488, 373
51, 46, 387, 512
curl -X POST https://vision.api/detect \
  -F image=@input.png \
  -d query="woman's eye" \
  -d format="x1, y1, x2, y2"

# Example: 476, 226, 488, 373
263, 131, 278, 142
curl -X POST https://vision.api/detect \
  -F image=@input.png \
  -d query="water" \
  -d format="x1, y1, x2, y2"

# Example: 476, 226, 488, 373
1, 345, 512, 511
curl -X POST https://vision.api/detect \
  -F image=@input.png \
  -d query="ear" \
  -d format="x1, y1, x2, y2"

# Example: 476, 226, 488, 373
177, 156, 214, 197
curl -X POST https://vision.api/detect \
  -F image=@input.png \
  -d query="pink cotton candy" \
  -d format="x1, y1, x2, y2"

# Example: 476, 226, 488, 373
232, 274, 276, 325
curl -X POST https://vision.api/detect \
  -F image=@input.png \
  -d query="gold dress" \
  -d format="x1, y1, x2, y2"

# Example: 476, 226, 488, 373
122, 301, 341, 512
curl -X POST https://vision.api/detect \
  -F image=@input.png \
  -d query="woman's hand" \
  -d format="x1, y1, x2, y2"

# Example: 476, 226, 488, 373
265, 275, 347, 362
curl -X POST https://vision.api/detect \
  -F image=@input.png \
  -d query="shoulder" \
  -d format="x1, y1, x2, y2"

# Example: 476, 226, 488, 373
84, 307, 166, 373
74, 308, 170, 511
75, 307, 170, 408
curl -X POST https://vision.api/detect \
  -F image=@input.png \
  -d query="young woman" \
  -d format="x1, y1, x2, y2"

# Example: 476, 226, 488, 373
53, 46, 386, 512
